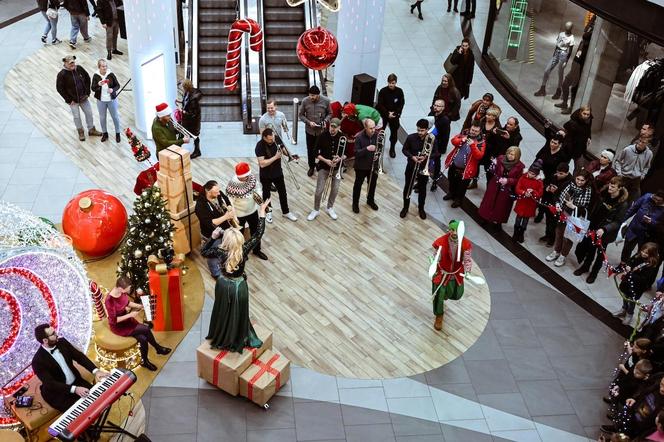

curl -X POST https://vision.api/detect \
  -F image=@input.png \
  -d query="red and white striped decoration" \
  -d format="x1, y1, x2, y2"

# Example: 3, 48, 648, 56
224, 19, 263, 91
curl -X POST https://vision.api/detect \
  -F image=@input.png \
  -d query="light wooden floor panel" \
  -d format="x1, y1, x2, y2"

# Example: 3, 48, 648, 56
5, 26, 490, 379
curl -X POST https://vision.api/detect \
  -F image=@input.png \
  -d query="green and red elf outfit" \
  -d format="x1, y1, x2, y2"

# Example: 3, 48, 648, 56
431, 220, 473, 330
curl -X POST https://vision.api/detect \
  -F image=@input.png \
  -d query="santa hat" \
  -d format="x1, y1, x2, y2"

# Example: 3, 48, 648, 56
342, 103, 357, 117
235, 162, 251, 178
156, 103, 172, 118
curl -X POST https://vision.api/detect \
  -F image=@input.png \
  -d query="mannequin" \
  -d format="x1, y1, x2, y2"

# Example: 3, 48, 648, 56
534, 22, 575, 99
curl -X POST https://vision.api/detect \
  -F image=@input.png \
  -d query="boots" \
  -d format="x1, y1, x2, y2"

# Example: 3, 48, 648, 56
534, 86, 546, 97
551, 88, 562, 100
141, 358, 157, 371
573, 264, 590, 276
434, 315, 443, 330
512, 227, 525, 243
389, 142, 396, 158
554, 100, 568, 109
101, 132, 109, 142
77, 128, 85, 141
88, 127, 102, 136
107, 50, 112, 60
191, 145, 202, 159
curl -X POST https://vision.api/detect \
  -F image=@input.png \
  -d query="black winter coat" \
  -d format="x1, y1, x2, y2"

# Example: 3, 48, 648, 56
591, 187, 630, 245
90, 72, 120, 100
56, 66, 92, 104
182, 88, 203, 135
450, 46, 475, 98
563, 109, 592, 160
96, 0, 123, 25
64, 0, 90, 16
37, 0, 60, 11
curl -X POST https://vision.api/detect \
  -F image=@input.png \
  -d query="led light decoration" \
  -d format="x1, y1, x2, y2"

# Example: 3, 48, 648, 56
0, 202, 91, 427
287, 0, 340, 12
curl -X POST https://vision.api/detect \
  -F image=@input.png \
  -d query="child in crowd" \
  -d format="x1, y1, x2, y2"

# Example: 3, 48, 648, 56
607, 358, 653, 420
615, 243, 661, 325
512, 159, 544, 243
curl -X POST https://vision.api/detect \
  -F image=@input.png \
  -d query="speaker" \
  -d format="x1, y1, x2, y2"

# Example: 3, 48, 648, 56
351, 73, 376, 106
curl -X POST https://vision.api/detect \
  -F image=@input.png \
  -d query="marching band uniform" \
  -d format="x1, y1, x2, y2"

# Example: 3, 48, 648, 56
431, 221, 473, 330
309, 119, 345, 221
401, 128, 429, 219
352, 126, 380, 213
227, 162, 268, 260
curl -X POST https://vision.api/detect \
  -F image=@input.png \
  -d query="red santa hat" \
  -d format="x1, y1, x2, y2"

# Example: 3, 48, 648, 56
235, 162, 251, 178
156, 102, 172, 118
342, 103, 357, 117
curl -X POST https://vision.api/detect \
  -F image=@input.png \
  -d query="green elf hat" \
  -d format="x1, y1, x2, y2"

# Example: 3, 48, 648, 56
448, 220, 460, 231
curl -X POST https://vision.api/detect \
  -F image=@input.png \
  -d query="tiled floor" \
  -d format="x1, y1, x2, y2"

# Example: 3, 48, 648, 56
0, 1, 636, 441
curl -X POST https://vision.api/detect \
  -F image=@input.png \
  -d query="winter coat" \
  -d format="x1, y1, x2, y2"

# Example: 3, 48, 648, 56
478, 157, 524, 223
620, 255, 658, 298
462, 100, 500, 131
563, 108, 592, 160
37, 0, 60, 12
444, 133, 485, 180
592, 187, 630, 245
493, 125, 523, 158
449, 46, 474, 99
623, 193, 664, 243
431, 84, 461, 121
56, 66, 91, 104
514, 174, 544, 218
479, 117, 503, 168
558, 181, 593, 217
585, 159, 616, 193
536, 145, 570, 184
96, 0, 123, 25
90, 71, 120, 101
182, 88, 203, 135
64, 0, 90, 16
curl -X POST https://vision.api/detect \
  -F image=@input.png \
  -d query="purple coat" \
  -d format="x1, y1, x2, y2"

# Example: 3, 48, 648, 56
478, 157, 525, 223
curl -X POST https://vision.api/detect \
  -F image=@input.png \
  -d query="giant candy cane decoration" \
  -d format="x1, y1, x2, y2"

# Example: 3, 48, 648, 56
224, 19, 263, 91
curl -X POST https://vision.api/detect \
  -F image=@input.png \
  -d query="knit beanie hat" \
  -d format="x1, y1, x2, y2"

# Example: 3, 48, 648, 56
529, 159, 543, 174
235, 162, 251, 179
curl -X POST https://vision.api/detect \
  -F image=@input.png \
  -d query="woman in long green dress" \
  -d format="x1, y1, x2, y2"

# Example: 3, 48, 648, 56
201, 199, 270, 352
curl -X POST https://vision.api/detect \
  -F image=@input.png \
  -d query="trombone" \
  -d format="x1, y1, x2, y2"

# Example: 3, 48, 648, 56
406, 133, 435, 199
281, 119, 295, 144
171, 118, 199, 141
321, 136, 347, 203
276, 135, 301, 191
219, 196, 241, 229
368, 129, 385, 192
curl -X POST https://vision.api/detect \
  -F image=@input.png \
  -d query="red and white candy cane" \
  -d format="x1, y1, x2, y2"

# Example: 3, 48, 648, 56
224, 19, 263, 91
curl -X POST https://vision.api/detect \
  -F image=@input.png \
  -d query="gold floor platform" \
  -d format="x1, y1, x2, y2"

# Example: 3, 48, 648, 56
6, 25, 490, 379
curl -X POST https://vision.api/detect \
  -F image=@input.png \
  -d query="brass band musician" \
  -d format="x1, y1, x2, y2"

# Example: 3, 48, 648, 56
401, 119, 432, 219
255, 128, 298, 222
352, 119, 381, 214
151, 102, 189, 154
307, 118, 346, 221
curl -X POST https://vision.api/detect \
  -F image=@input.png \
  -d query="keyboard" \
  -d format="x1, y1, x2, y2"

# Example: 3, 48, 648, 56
48, 368, 137, 441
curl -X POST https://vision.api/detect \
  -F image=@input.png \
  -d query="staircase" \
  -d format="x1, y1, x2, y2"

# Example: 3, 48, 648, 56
262, 0, 309, 108
198, 0, 241, 122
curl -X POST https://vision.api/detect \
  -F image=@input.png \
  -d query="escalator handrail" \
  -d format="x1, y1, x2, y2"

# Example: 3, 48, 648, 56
303, 0, 327, 96
190, 0, 198, 85
255, 0, 268, 114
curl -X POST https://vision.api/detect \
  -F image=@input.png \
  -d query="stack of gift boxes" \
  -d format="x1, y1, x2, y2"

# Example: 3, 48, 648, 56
196, 324, 291, 407
157, 146, 201, 255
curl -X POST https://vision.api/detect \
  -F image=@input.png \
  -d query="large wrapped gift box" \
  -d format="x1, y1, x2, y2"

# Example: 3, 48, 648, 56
239, 349, 291, 407
147, 255, 185, 331
196, 325, 272, 396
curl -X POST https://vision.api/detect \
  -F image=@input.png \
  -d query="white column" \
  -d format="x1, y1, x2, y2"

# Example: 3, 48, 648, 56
332, 0, 386, 101
123, 0, 178, 139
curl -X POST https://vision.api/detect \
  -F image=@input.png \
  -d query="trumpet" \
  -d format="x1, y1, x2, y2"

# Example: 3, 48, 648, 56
367, 129, 385, 193
275, 136, 301, 191
171, 118, 199, 141
406, 133, 435, 199
321, 136, 347, 202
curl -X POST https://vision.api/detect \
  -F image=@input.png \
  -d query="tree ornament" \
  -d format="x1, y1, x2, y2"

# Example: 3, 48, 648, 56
145, 245, 152, 251
134, 249, 143, 258
145, 218, 151, 224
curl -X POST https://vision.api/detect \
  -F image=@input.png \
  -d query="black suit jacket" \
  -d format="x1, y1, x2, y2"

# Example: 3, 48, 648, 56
31, 338, 97, 411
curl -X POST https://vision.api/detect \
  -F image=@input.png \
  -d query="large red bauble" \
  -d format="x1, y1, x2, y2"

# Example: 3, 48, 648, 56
62, 189, 128, 257
296, 26, 338, 71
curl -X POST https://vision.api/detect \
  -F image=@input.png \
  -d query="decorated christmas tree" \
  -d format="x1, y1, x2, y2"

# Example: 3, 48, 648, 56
117, 185, 175, 294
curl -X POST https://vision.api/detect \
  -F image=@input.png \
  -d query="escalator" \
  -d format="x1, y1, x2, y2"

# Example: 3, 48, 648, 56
198, 0, 241, 122
262, 0, 309, 108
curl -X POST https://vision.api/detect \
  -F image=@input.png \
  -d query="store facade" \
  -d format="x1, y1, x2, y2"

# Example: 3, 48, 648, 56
478, 0, 664, 155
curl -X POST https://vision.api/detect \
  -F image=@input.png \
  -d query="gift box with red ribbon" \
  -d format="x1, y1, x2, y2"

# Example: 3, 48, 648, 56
239, 349, 291, 407
147, 254, 185, 331
196, 325, 272, 396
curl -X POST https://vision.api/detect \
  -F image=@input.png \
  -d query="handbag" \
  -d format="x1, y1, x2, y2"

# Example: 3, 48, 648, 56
563, 208, 590, 243
46, 8, 59, 19
443, 52, 457, 74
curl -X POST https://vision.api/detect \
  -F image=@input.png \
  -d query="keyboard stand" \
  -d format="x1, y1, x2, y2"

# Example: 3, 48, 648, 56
75, 406, 151, 442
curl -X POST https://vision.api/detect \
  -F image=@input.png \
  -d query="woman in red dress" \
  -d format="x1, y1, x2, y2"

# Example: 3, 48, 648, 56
105, 277, 171, 371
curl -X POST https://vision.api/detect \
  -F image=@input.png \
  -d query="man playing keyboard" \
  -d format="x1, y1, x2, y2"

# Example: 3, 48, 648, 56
31, 324, 110, 412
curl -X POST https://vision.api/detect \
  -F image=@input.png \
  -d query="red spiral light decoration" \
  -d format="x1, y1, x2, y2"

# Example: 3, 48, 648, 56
224, 19, 263, 91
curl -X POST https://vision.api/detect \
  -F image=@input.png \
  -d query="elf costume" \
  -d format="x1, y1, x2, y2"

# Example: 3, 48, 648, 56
431, 220, 473, 330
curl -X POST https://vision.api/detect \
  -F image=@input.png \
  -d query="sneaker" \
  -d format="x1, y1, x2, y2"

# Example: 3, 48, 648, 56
326, 207, 338, 220
52, 38, 61, 44
554, 255, 566, 267
266, 212, 273, 223
284, 212, 298, 221
612, 309, 626, 318
307, 210, 319, 221
545, 251, 560, 262
69, 41, 76, 49
41, 35, 47, 44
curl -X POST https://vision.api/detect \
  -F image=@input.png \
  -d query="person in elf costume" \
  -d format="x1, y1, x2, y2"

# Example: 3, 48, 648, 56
430, 220, 473, 330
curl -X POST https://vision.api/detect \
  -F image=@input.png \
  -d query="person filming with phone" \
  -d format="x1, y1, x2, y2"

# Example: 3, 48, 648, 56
619, 190, 664, 265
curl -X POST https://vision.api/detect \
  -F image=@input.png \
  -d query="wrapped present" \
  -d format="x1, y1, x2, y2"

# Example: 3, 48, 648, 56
239, 349, 291, 407
196, 325, 273, 396
147, 254, 185, 331
158, 145, 192, 176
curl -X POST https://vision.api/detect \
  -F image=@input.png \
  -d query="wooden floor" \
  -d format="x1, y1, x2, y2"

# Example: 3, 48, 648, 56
5, 25, 490, 379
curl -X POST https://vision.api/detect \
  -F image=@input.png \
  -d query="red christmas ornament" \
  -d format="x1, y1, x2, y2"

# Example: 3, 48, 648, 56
296, 26, 338, 70
62, 190, 128, 257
